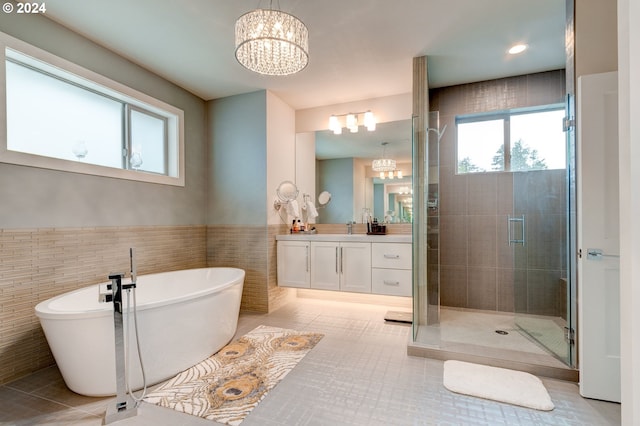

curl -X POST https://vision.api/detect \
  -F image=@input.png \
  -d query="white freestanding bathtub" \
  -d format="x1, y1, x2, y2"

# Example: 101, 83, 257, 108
35, 267, 245, 397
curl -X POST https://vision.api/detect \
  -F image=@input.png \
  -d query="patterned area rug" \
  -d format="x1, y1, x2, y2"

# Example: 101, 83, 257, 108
144, 325, 324, 425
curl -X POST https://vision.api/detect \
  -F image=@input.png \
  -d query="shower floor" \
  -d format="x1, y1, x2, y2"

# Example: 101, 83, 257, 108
411, 307, 573, 378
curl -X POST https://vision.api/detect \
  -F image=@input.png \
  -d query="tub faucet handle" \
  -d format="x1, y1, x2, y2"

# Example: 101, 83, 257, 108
346, 221, 355, 234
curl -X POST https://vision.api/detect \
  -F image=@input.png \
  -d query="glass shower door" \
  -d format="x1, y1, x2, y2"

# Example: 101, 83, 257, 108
511, 112, 574, 366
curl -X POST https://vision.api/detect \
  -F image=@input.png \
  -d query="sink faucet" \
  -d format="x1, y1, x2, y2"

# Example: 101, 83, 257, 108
346, 221, 355, 234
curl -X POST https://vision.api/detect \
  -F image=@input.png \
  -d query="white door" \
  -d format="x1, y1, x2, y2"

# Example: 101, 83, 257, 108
577, 71, 620, 402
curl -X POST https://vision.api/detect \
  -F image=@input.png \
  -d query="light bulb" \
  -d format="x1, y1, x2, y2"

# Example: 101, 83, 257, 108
364, 111, 376, 131
329, 115, 340, 132
508, 44, 528, 55
346, 114, 358, 132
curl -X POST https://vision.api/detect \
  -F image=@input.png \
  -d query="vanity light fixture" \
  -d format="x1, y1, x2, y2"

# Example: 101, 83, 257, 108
235, 1, 309, 76
508, 43, 528, 55
328, 111, 376, 135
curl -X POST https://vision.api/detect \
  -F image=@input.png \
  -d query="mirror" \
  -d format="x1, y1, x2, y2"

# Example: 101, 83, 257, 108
276, 180, 299, 203
300, 119, 413, 224
318, 191, 332, 206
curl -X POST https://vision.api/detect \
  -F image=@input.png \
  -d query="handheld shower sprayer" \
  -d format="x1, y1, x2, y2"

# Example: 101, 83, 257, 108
130, 247, 137, 285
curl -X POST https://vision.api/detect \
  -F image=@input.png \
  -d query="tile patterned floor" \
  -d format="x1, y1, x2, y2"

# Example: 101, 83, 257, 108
0, 297, 621, 425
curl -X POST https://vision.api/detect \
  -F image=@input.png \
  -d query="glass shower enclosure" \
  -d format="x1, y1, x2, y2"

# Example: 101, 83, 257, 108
412, 107, 575, 368
412, 111, 441, 341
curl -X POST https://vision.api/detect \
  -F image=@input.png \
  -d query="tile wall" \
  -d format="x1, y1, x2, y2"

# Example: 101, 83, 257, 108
0, 225, 207, 385
206, 224, 291, 314
431, 70, 567, 314
5, 220, 398, 387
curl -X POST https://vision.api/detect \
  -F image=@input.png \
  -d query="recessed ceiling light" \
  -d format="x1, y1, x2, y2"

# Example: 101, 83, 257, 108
508, 44, 528, 55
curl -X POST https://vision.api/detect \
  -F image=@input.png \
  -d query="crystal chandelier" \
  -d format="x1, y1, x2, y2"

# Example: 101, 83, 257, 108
235, 3, 309, 76
371, 158, 396, 172
372, 142, 402, 179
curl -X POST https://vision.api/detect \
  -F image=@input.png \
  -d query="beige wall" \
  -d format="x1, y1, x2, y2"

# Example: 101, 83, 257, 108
0, 15, 208, 229
575, 0, 618, 77
0, 11, 212, 387
267, 91, 297, 226
295, 93, 412, 133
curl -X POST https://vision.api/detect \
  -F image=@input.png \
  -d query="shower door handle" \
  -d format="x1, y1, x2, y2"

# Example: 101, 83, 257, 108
508, 215, 525, 245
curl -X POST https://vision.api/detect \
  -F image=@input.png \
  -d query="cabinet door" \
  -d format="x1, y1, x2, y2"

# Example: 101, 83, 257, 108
277, 241, 310, 288
340, 242, 372, 293
310, 242, 340, 290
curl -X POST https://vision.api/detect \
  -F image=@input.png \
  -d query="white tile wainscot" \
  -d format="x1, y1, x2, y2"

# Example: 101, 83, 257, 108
276, 234, 412, 296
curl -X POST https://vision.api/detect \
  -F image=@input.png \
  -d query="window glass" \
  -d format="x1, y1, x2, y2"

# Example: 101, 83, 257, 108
510, 109, 566, 171
457, 119, 504, 173
6, 60, 123, 168
1, 35, 184, 187
456, 107, 565, 174
129, 108, 166, 174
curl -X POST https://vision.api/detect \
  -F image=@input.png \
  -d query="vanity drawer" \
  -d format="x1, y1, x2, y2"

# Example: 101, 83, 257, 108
372, 268, 412, 297
371, 243, 411, 269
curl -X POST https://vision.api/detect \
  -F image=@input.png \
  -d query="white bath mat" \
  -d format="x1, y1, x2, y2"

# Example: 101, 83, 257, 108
443, 360, 554, 411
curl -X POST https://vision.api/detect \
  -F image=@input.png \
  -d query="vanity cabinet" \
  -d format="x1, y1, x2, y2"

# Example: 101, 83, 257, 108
276, 240, 310, 288
276, 235, 411, 297
310, 242, 371, 293
371, 243, 412, 297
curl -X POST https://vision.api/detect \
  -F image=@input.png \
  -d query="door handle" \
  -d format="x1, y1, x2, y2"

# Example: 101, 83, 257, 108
508, 215, 525, 245
586, 248, 620, 260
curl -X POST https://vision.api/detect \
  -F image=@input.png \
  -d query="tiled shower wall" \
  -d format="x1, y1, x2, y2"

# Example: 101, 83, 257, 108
0, 226, 207, 385
431, 70, 567, 314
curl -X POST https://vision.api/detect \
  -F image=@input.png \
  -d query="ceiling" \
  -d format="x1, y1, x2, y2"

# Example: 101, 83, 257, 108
40, 0, 567, 111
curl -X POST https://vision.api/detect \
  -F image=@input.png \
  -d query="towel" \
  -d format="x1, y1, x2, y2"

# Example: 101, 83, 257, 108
286, 199, 300, 218
306, 200, 318, 218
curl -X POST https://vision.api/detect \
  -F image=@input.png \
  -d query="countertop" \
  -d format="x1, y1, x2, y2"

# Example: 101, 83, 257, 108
276, 233, 412, 243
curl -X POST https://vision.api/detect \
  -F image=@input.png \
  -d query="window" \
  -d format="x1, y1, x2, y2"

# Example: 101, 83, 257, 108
1, 32, 184, 186
456, 106, 566, 174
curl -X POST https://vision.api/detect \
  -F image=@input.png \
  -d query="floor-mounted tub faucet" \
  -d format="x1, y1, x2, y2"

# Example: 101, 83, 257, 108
103, 248, 139, 424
